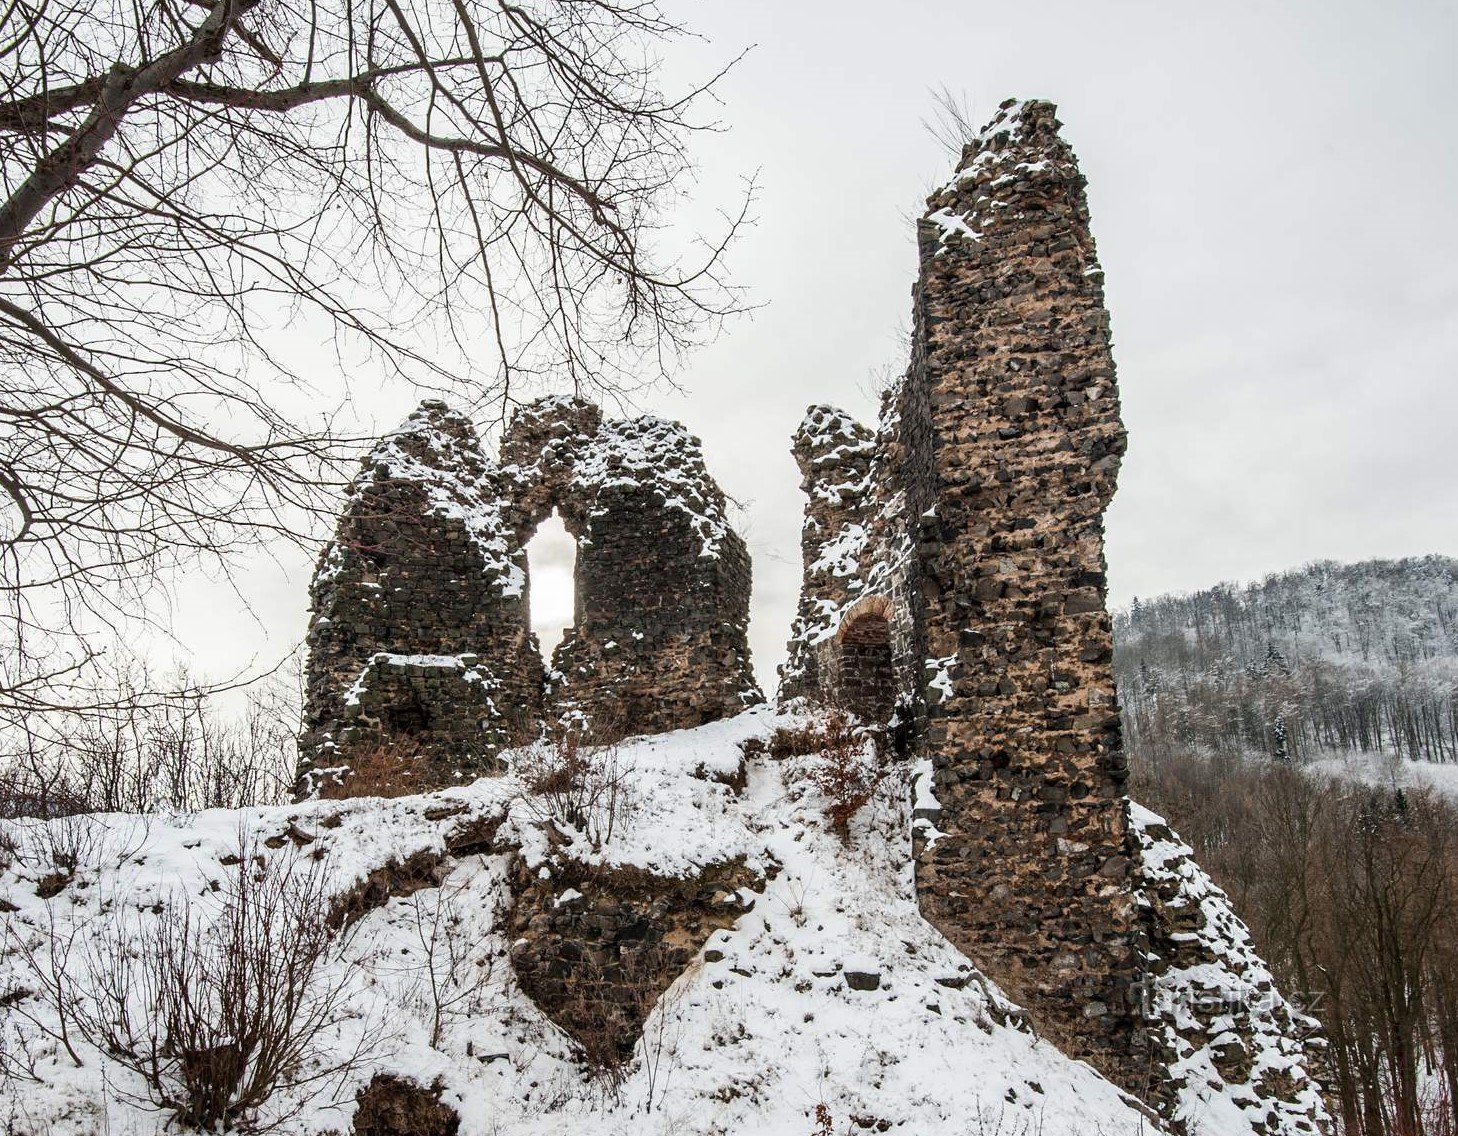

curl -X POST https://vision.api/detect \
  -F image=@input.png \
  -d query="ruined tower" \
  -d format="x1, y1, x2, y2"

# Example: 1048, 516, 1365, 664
905, 95, 1144, 1087
297, 401, 542, 798
780, 97, 1148, 1102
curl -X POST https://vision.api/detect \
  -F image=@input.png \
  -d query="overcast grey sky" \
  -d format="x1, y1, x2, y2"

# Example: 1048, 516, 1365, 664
168, 0, 1458, 693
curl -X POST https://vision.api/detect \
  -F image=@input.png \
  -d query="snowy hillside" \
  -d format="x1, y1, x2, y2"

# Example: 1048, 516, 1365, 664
1, 709, 1171, 1136
1116, 556, 1458, 765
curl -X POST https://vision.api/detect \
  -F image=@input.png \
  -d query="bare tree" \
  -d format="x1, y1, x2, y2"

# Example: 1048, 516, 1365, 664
0, 0, 747, 722
71, 842, 365, 1131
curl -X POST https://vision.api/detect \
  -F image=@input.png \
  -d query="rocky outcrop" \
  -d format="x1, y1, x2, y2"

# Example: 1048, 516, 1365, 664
1133, 804, 1330, 1135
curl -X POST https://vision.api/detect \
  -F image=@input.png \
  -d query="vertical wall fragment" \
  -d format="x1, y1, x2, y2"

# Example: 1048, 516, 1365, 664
907, 93, 1145, 1095
781, 99, 1331, 1132
297, 401, 542, 798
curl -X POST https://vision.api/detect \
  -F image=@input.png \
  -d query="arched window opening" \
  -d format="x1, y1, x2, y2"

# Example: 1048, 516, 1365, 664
838, 611, 895, 722
526, 510, 577, 667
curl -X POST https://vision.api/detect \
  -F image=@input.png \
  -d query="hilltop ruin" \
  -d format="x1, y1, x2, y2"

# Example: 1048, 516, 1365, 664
295, 98, 1329, 1135
296, 398, 760, 799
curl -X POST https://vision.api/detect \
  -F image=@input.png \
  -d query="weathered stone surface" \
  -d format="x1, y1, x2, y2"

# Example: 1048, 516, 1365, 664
506, 856, 761, 1066
299, 396, 761, 797
779, 99, 1329, 1133
501, 401, 761, 738
297, 401, 540, 799
907, 94, 1144, 1101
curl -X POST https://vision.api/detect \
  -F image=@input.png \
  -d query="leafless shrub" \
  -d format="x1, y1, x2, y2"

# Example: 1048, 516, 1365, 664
65, 842, 365, 1132
0, 660, 298, 818
513, 732, 637, 851
377, 875, 504, 1049
317, 739, 426, 802
3, 895, 90, 1070
803, 713, 881, 843
922, 86, 983, 160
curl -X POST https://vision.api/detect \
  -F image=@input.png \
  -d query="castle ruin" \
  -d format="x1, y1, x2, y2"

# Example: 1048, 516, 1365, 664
297, 98, 1328, 1134
296, 398, 760, 798
781, 96, 1144, 1095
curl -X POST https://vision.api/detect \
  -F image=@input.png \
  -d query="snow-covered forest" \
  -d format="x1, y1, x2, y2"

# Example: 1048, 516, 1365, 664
1124, 558, 1458, 1136
1115, 556, 1458, 765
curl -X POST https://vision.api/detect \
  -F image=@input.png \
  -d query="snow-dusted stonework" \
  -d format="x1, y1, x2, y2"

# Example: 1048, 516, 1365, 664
779, 100, 1329, 1134
500, 397, 761, 739
1132, 804, 1330, 1136
298, 402, 542, 798
298, 396, 760, 797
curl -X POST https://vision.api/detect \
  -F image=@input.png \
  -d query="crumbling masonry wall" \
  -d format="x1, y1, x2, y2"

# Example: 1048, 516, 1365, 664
780, 100, 1329, 1132
502, 399, 761, 739
299, 397, 760, 797
907, 94, 1145, 1100
298, 402, 541, 798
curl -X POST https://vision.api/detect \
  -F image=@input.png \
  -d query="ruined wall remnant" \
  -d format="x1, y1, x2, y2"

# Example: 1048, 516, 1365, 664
780, 99, 1328, 1132
909, 94, 1143, 1094
506, 856, 761, 1066
500, 397, 761, 738
299, 396, 760, 798
298, 401, 541, 799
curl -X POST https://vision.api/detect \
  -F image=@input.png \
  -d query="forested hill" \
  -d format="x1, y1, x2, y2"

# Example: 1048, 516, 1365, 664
1114, 556, 1458, 764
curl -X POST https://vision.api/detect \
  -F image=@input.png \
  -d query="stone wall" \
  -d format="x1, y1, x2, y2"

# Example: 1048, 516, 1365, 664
300, 396, 760, 797
502, 398, 762, 739
297, 401, 541, 798
909, 95, 1145, 1095
779, 99, 1329, 1132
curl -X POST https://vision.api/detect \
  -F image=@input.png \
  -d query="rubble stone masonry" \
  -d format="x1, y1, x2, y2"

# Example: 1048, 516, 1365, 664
779, 101, 1330, 1130
906, 95, 1145, 1099
299, 397, 760, 797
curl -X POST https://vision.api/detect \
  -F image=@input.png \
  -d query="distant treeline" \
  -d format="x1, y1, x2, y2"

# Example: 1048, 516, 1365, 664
1115, 556, 1458, 764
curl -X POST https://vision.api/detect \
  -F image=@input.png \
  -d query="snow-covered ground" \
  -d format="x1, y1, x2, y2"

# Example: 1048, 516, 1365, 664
0, 709, 1166, 1135
1304, 750, 1458, 800
1, 708, 1343, 1134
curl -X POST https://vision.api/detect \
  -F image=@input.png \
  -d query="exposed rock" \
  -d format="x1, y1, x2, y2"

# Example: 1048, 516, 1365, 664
353, 1074, 460, 1136
506, 856, 762, 1067
1132, 803, 1329, 1135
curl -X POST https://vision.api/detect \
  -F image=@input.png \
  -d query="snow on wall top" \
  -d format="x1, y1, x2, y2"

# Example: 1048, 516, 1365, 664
570, 414, 734, 560
925, 98, 1084, 253
318, 399, 524, 596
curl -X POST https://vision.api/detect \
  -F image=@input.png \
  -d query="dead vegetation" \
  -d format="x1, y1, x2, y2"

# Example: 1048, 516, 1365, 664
1136, 751, 1458, 1136
767, 712, 883, 842
7, 837, 369, 1132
